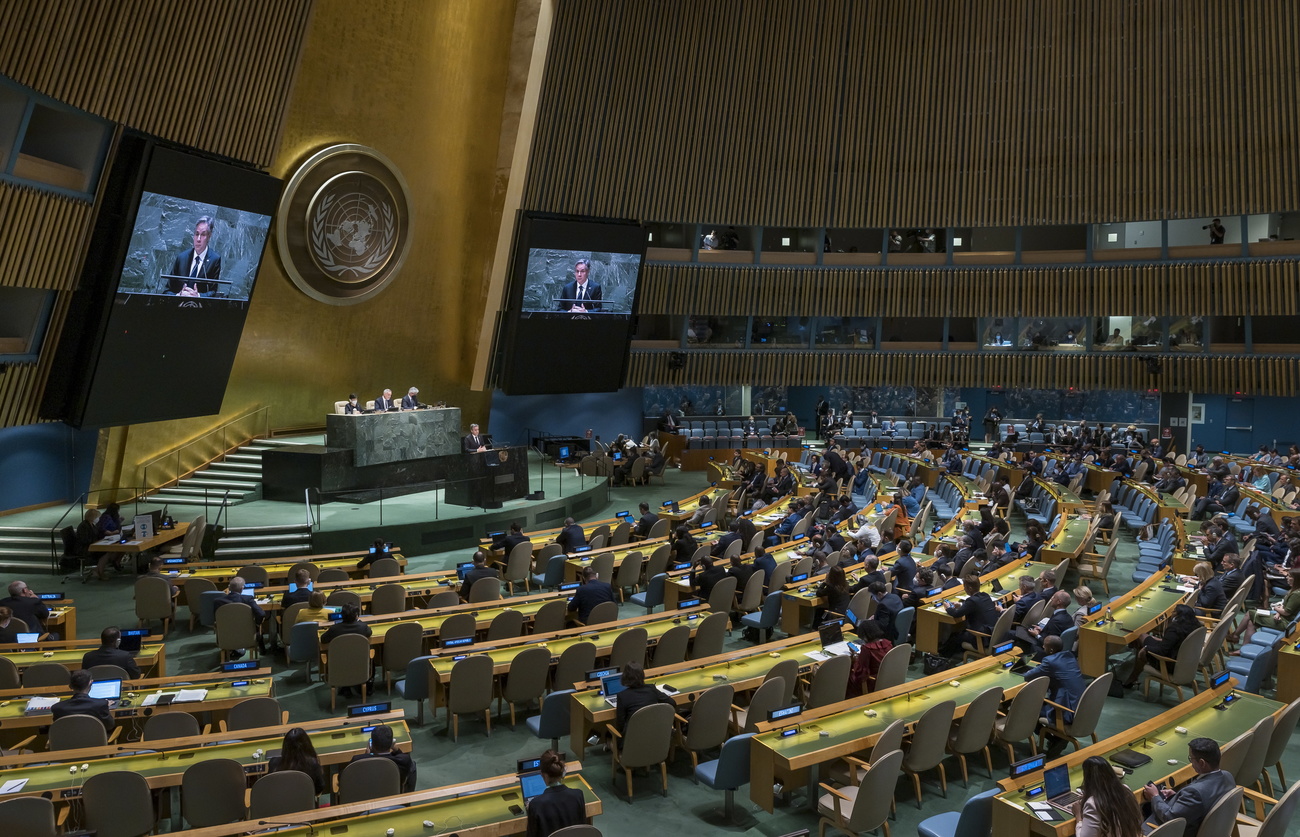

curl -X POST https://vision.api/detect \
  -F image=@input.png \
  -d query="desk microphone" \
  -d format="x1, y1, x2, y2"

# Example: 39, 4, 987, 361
260, 820, 317, 836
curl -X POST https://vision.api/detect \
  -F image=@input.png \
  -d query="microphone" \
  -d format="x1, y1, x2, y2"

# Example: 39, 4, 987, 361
260, 820, 317, 836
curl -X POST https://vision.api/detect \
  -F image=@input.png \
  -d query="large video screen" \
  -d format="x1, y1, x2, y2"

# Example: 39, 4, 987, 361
115, 192, 272, 303
41, 138, 282, 428
499, 215, 645, 395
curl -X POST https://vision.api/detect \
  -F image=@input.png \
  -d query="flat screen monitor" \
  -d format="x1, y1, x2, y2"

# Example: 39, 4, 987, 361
118, 628, 149, 653
88, 679, 123, 701
520, 771, 548, 803
558, 445, 570, 460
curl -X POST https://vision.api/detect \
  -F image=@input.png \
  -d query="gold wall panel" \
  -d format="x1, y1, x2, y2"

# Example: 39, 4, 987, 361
523, 0, 1300, 227
628, 351, 1300, 398
98, 0, 531, 491
0, 0, 312, 167
638, 261, 1300, 319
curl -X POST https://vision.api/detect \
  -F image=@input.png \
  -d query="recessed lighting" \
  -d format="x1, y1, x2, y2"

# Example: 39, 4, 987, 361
1107, 233, 1119, 243
953, 237, 963, 246
781, 237, 791, 246
647, 232, 653, 241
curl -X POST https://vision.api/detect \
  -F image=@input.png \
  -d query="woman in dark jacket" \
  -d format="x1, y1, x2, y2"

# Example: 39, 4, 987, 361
1124, 604, 1200, 687
1191, 562, 1227, 616
815, 565, 851, 624
266, 727, 326, 796
525, 750, 587, 837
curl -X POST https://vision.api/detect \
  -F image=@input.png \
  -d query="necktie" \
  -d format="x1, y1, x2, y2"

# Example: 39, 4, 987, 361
191, 254, 201, 277
578, 285, 585, 302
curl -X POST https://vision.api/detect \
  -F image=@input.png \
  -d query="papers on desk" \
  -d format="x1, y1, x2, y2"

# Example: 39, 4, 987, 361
175, 689, 208, 703
823, 640, 856, 657
1176, 584, 1196, 593
142, 692, 168, 706
805, 650, 832, 662
0, 778, 30, 794
24, 697, 57, 714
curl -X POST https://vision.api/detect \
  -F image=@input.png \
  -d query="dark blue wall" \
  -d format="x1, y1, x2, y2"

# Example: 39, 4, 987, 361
0, 423, 98, 511
1187, 395, 1300, 454
488, 388, 646, 450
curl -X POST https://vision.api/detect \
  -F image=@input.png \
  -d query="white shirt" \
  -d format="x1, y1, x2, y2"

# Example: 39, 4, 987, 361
852, 521, 882, 548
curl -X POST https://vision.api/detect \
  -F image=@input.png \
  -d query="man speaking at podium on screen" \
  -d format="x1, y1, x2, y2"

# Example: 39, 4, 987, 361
463, 423, 490, 454
171, 216, 221, 297
557, 258, 602, 313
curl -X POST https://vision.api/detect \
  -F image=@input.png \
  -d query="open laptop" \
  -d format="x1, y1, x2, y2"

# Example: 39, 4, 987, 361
1042, 764, 1082, 811
118, 628, 150, 654
15, 632, 41, 644
600, 673, 627, 707
88, 679, 123, 705
519, 770, 548, 804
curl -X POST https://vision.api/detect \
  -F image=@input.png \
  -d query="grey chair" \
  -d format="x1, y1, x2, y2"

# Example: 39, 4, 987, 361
827, 718, 907, 788
397, 654, 437, 725
532, 598, 569, 635
690, 611, 730, 659
652, 623, 692, 667
693, 732, 754, 819
731, 675, 786, 734
675, 682, 734, 771
337, 756, 401, 804
765, 658, 800, 704
428, 589, 462, 609
735, 569, 765, 618
591, 553, 616, 585
818, 748, 904, 837
381, 621, 424, 693
1144, 819, 1187, 837
993, 675, 1049, 763
1041, 672, 1112, 751
1232, 779, 1300, 837
184, 578, 218, 631
49, 714, 114, 750
503, 541, 535, 594
288, 620, 321, 681
236, 565, 270, 586
706, 575, 738, 621
1197, 787, 1244, 837
610, 627, 648, 670
805, 653, 851, 709
21, 661, 71, 688
553, 641, 597, 691
215, 602, 258, 662
739, 591, 783, 643
498, 646, 551, 726
182, 758, 247, 827
447, 654, 494, 741
608, 701, 674, 800
903, 699, 957, 807
0, 796, 57, 837
488, 608, 525, 641
532, 554, 568, 590
1141, 625, 1206, 703
468, 576, 502, 603
1261, 696, 1300, 795
629, 573, 666, 613
88, 663, 132, 682
614, 551, 643, 601
249, 769, 319, 819
325, 632, 373, 710
317, 568, 349, 583
641, 545, 671, 586
325, 590, 361, 609
287, 562, 320, 582
143, 710, 201, 741
368, 557, 401, 578
585, 600, 620, 626
874, 642, 912, 692
527, 688, 574, 751
134, 576, 174, 634
439, 612, 477, 643
946, 685, 1003, 786
221, 696, 287, 732
1234, 714, 1276, 796
370, 583, 407, 616
82, 770, 155, 837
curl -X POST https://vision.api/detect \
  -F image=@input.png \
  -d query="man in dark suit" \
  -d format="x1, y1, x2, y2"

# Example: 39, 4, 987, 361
850, 555, 888, 593
280, 569, 314, 611
752, 545, 777, 588
633, 502, 660, 540
710, 520, 744, 558
400, 387, 423, 410
869, 581, 904, 642
1024, 635, 1086, 722
0, 580, 50, 632
942, 575, 999, 656
1026, 591, 1073, 658
80, 627, 141, 679
556, 518, 588, 553
373, 389, 396, 412
890, 540, 919, 591
569, 566, 616, 623
1143, 737, 1236, 837
1218, 553, 1243, 600
169, 216, 221, 296
491, 522, 531, 554
735, 513, 758, 551
53, 670, 114, 731
459, 550, 501, 599
463, 423, 489, 453
691, 556, 728, 600
350, 724, 416, 792
557, 258, 602, 312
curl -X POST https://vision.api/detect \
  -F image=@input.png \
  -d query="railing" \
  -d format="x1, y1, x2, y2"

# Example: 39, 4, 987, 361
46, 486, 230, 574
140, 405, 271, 495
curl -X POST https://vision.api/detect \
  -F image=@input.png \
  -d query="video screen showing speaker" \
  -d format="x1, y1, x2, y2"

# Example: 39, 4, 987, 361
499, 214, 645, 395
41, 137, 282, 428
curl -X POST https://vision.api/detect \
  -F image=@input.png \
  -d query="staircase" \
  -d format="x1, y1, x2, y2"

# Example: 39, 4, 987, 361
149, 437, 312, 508
213, 522, 314, 561
0, 526, 56, 573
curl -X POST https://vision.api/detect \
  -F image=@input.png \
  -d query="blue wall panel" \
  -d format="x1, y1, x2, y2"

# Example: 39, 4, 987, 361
0, 423, 97, 512
488, 388, 645, 451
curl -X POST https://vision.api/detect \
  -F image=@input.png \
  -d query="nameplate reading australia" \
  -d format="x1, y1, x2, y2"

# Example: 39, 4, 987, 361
277, 144, 413, 305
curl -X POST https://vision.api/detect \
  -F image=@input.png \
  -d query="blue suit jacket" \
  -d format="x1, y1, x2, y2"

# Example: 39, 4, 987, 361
1026, 650, 1086, 721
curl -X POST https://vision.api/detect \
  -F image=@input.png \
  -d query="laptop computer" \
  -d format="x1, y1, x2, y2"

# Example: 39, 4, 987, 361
15, 632, 40, 644
519, 770, 548, 804
1042, 764, 1082, 811
601, 673, 627, 707
118, 629, 150, 654
88, 679, 122, 705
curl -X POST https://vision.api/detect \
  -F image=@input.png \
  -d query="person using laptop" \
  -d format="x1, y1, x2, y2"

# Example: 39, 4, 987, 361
349, 724, 416, 792
1074, 755, 1143, 837
847, 619, 892, 697
524, 749, 587, 837
373, 389, 396, 412
459, 550, 501, 600
52, 670, 114, 731
491, 522, 531, 554
1142, 737, 1236, 837
632, 503, 660, 540
612, 662, 673, 741
556, 518, 588, 553
81, 627, 141, 679
356, 537, 392, 570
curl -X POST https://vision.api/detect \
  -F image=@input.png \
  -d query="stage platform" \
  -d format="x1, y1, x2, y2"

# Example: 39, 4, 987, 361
3, 445, 712, 559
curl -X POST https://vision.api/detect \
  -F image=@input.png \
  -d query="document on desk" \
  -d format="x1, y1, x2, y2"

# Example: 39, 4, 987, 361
175, 689, 209, 703
805, 650, 832, 662
0, 778, 29, 794
142, 692, 171, 707
24, 697, 58, 714
823, 640, 856, 657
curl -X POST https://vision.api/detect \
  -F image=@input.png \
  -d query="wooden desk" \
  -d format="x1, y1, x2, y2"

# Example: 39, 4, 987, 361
0, 669, 274, 741
0, 710, 408, 806
914, 561, 1055, 653
1035, 479, 1088, 516
173, 551, 408, 604
1276, 626, 1300, 705
44, 601, 76, 640
168, 764, 601, 837
1076, 568, 1188, 677
1082, 464, 1120, 494
88, 522, 189, 556
252, 569, 456, 616
749, 651, 1029, 812
991, 681, 1281, 837
426, 606, 708, 710
1240, 484, 1289, 526
1037, 515, 1094, 568
568, 632, 827, 760
0, 639, 166, 677
924, 506, 983, 555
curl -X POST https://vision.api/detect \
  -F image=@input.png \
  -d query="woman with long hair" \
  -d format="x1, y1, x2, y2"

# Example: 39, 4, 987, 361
1074, 755, 1143, 837
815, 565, 851, 624
266, 726, 325, 795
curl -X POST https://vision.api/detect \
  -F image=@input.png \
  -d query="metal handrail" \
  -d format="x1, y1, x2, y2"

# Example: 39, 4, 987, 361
140, 405, 271, 494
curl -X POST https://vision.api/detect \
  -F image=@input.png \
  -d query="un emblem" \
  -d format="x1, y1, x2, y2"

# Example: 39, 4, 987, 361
276, 145, 412, 305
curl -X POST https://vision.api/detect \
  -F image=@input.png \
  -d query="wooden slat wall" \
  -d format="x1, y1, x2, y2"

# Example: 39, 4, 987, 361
524, 0, 1300, 226
627, 351, 1300, 397
0, 0, 313, 167
0, 183, 93, 290
638, 261, 1300, 318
